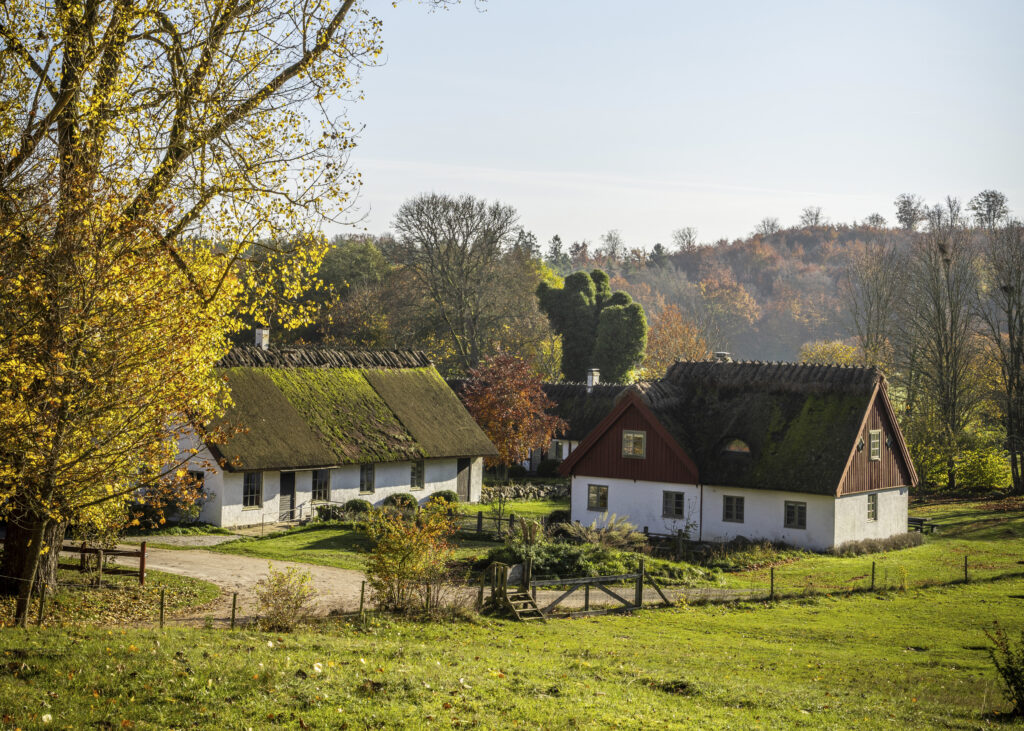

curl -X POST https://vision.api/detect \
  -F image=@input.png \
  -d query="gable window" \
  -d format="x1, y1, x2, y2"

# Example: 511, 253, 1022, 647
587, 484, 608, 511
312, 469, 330, 502
784, 500, 806, 530
359, 464, 375, 494
723, 495, 745, 523
242, 472, 263, 509
410, 460, 425, 491
867, 492, 878, 522
663, 491, 686, 519
622, 430, 647, 459
869, 430, 882, 461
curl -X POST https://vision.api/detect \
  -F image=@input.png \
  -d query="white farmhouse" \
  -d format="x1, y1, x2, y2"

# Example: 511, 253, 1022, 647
559, 360, 917, 552
180, 342, 496, 527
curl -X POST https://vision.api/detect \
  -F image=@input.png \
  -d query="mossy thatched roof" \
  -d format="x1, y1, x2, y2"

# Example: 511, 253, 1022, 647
635, 360, 882, 495
211, 348, 496, 471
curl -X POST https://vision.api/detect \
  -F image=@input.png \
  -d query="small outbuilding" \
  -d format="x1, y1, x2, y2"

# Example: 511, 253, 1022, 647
559, 360, 917, 551
181, 343, 497, 527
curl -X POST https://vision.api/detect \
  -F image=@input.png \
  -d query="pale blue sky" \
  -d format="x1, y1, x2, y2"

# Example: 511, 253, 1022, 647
335, 0, 1024, 247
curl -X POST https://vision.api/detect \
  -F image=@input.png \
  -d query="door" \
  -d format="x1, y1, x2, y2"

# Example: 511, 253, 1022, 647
279, 472, 296, 521
456, 458, 471, 502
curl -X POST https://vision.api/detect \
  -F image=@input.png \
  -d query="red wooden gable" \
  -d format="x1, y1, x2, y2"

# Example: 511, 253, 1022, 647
837, 382, 918, 495
559, 391, 699, 484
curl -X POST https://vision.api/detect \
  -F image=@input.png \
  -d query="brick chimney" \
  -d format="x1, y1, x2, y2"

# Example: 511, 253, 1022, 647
586, 368, 600, 393
255, 327, 270, 351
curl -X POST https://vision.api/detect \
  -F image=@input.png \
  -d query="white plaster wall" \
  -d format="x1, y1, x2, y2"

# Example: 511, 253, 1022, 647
217, 470, 282, 528
569, 476, 701, 535
469, 457, 483, 503
834, 487, 908, 546
701, 485, 838, 551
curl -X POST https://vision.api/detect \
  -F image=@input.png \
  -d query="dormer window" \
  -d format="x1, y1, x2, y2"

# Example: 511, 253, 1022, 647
622, 430, 646, 459
721, 438, 751, 455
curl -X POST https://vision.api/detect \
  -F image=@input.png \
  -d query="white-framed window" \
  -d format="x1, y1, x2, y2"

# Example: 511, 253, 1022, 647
622, 430, 647, 459
312, 469, 330, 502
410, 460, 425, 491
359, 464, 375, 494
869, 430, 882, 461
663, 491, 686, 519
867, 492, 878, 522
784, 500, 806, 530
242, 472, 262, 509
587, 484, 608, 511
723, 495, 745, 523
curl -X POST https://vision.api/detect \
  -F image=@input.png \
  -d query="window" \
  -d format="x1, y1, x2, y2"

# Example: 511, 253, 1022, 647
410, 460, 425, 491
359, 464, 375, 494
663, 491, 686, 519
242, 472, 262, 509
723, 495, 745, 523
784, 501, 806, 529
587, 484, 608, 511
312, 469, 330, 502
867, 492, 878, 522
721, 439, 751, 455
869, 430, 882, 461
622, 430, 647, 458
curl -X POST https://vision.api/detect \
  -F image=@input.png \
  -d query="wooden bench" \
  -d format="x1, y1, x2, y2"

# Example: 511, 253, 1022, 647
908, 516, 936, 534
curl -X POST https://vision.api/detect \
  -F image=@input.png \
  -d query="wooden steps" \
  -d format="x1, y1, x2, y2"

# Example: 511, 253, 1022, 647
504, 591, 545, 622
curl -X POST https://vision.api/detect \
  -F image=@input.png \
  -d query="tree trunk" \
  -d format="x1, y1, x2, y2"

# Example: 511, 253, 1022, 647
0, 512, 65, 625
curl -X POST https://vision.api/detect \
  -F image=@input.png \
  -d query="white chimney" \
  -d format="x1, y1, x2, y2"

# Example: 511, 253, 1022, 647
586, 368, 600, 393
255, 327, 270, 351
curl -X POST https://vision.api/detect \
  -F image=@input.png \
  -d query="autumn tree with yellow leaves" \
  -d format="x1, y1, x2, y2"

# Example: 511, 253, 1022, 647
0, 0, 452, 625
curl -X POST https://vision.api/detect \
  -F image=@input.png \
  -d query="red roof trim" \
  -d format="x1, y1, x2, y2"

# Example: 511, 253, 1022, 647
558, 389, 700, 480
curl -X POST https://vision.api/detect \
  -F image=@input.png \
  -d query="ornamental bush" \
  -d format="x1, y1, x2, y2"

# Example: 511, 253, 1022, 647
427, 490, 459, 506
382, 492, 418, 510
343, 498, 373, 514
253, 564, 317, 632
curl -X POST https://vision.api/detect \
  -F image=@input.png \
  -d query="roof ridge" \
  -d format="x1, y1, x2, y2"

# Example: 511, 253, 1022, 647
218, 345, 432, 370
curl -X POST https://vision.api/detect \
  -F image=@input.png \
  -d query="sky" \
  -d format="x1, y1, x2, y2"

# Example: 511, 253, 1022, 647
329, 0, 1024, 249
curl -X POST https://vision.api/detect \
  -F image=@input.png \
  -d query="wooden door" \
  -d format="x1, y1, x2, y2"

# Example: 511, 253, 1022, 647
279, 472, 296, 521
456, 458, 471, 501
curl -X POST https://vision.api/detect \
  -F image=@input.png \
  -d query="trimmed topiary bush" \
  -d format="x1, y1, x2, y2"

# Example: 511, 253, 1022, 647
343, 498, 374, 514
382, 492, 418, 510
427, 490, 459, 506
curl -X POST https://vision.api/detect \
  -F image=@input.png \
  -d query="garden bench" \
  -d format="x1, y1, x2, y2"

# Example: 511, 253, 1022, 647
907, 516, 936, 534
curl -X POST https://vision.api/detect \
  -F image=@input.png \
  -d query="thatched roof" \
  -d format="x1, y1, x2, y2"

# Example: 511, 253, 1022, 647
633, 360, 883, 495
211, 347, 496, 471
446, 379, 626, 443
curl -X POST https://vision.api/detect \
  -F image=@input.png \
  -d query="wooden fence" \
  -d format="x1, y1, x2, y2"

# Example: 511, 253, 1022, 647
0, 538, 147, 585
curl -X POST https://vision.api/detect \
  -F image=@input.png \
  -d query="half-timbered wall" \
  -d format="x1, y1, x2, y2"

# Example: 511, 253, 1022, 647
564, 402, 699, 484
838, 393, 913, 495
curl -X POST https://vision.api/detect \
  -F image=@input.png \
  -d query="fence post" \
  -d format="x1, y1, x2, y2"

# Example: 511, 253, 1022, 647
509, 513, 516, 536
769, 567, 775, 600
36, 584, 46, 627
230, 593, 238, 630
159, 588, 166, 629
476, 511, 483, 535
635, 559, 645, 608
96, 548, 103, 586
584, 583, 590, 612
964, 555, 969, 583
871, 561, 876, 591
522, 557, 532, 593
359, 580, 366, 619
139, 541, 147, 586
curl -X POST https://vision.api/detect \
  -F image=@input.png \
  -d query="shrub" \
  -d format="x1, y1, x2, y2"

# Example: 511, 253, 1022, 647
364, 504, 456, 612
344, 498, 373, 514
536, 458, 562, 478
546, 509, 570, 525
986, 622, 1024, 716
254, 564, 317, 632
382, 492, 418, 510
316, 504, 346, 521
830, 532, 923, 556
427, 490, 459, 506
561, 514, 646, 551
508, 464, 528, 479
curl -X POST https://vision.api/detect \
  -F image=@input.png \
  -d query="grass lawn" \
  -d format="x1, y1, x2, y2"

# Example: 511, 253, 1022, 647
457, 497, 569, 521
1, 576, 1022, 728
0, 563, 220, 628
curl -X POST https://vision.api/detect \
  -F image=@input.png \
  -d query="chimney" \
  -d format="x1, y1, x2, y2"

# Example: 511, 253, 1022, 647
255, 327, 270, 351
713, 351, 732, 363
586, 368, 600, 393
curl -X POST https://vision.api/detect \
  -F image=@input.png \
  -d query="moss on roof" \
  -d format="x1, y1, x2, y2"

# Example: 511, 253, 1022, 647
265, 368, 422, 464
363, 368, 497, 458
212, 350, 496, 471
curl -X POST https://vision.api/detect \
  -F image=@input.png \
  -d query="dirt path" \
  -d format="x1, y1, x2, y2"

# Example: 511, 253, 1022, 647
113, 547, 367, 627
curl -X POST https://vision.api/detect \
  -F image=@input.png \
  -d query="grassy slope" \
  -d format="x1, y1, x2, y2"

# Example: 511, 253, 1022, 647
1, 577, 1021, 728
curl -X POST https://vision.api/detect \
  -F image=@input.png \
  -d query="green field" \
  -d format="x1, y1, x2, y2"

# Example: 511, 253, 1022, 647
1, 577, 1021, 728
